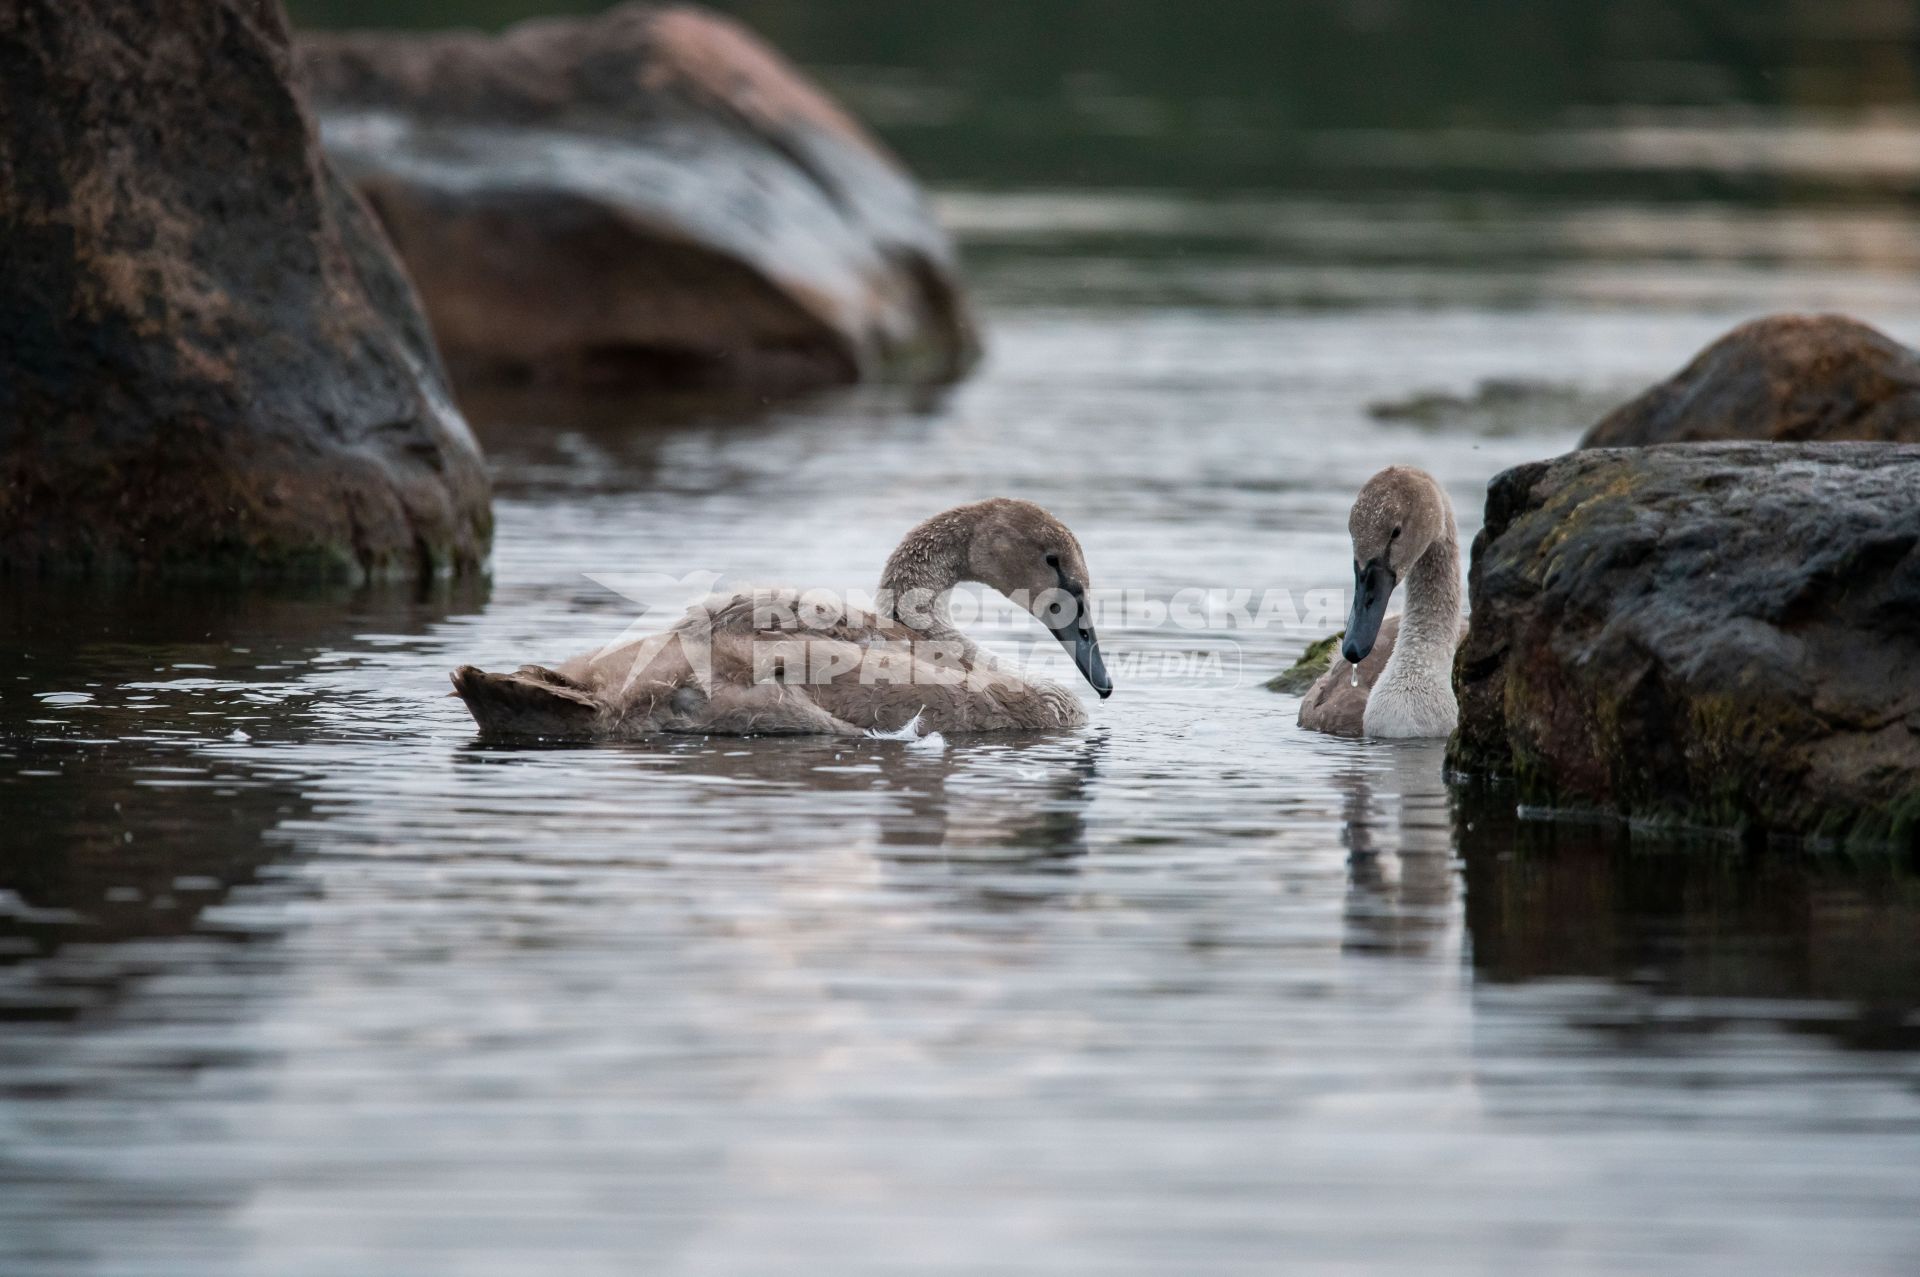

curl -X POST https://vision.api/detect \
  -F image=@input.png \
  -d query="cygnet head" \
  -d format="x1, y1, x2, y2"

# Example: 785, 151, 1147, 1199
968, 499, 1111, 699
889, 498, 1111, 698
1341, 466, 1451, 666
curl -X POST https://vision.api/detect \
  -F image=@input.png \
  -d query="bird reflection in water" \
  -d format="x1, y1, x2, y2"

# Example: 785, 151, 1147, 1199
1334, 740, 1461, 961
455, 725, 1103, 885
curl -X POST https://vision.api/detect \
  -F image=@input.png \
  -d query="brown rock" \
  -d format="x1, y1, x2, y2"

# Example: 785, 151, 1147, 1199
298, 4, 979, 393
0, 0, 490, 582
1582, 313, 1920, 447
1449, 443, 1920, 847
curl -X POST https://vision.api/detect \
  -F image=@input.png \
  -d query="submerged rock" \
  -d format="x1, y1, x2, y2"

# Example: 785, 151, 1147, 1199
1449, 444, 1920, 846
1264, 631, 1343, 694
0, 0, 490, 582
299, 3, 979, 393
1370, 378, 1618, 439
1582, 314, 1920, 447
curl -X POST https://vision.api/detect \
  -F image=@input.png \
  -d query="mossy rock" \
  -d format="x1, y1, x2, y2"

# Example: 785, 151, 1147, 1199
1265, 631, 1344, 694
0, 0, 491, 583
1449, 441, 1920, 848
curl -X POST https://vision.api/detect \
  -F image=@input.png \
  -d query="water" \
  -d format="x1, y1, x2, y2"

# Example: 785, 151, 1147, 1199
291, 0, 1920, 203
7, 189, 1920, 1271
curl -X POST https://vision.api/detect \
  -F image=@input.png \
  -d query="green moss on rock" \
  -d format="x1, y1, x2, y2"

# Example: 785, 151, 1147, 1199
0, 0, 491, 583
1450, 442, 1920, 849
1265, 631, 1344, 694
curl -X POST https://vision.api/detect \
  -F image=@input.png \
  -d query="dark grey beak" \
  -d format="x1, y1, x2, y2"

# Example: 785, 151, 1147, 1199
1052, 614, 1112, 699
1041, 582, 1111, 699
1067, 618, 1113, 698
1342, 558, 1396, 665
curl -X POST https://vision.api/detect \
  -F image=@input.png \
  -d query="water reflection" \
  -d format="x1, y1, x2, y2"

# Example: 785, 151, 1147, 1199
5, 187, 1920, 1271
1459, 788, 1920, 1050
879, 734, 1100, 865
462, 382, 960, 499
1337, 742, 1458, 960
0, 582, 486, 1016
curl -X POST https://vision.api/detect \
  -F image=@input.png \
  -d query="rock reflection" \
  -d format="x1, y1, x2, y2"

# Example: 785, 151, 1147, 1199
0, 580, 486, 1019
1456, 788, 1920, 1049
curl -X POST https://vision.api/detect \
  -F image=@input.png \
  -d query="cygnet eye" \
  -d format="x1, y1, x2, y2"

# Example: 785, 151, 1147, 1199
1045, 552, 1060, 567
1391, 526, 1402, 540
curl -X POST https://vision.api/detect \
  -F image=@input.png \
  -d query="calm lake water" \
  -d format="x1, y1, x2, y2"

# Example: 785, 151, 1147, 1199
12, 7, 1920, 1267
7, 190, 1920, 1273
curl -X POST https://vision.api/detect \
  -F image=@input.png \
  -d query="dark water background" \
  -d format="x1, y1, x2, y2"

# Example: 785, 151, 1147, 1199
295, 0, 1920, 195
7, 2, 1920, 1272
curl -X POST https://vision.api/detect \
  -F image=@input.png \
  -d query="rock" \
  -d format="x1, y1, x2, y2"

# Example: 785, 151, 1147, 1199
0, 0, 490, 582
1264, 631, 1343, 694
1449, 443, 1920, 846
1582, 314, 1920, 447
297, 3, 979, 393
1370, 378, 1618, 439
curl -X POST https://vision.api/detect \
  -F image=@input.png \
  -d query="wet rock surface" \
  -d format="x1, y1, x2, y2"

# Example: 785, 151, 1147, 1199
0, 0, 491, 582
299, 3, 979, 393
1582, 314, 1920, 447
1450, 443, 1920, 846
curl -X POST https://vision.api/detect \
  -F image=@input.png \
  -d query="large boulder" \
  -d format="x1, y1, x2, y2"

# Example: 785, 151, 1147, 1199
1449, 444, 1920, 846
298, 4, 979, 393
0, 0, 490, 582
1582, 314, 1920, 447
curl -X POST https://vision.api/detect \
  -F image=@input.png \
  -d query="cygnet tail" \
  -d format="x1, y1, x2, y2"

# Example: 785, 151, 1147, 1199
450, 665, 598, 737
